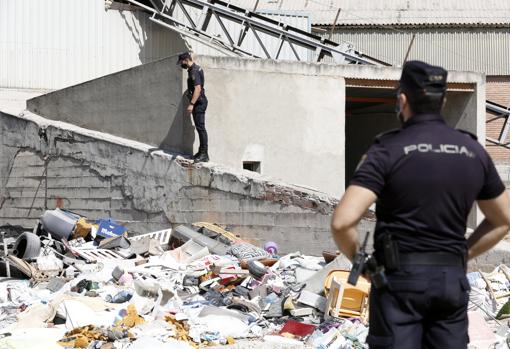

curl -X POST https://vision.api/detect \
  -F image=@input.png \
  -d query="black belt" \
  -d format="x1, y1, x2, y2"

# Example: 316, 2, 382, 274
399, 252, 465, 267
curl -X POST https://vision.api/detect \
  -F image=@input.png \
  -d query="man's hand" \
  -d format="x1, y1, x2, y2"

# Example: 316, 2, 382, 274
468, 190, 510, 260
186, 104, 194, 115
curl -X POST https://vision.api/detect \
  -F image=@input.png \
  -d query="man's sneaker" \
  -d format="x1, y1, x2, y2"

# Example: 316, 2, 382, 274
192, 151, 201, 159
194, 152, 209, 163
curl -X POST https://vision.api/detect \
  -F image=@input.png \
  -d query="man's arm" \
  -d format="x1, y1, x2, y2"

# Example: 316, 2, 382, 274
467, 190, 510, 260
186, 85, 202, 114
331, 185, 377, 262
190, 85, 202, 105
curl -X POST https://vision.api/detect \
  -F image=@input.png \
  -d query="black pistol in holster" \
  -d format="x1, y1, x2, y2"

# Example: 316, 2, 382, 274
382, 233, 400, 271
348, 231, 390, 290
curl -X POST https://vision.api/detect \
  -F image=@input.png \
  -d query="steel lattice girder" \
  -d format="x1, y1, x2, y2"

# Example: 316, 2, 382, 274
123, 0, 507, 150
124, 0, 387, 65
487, 100, 510, 149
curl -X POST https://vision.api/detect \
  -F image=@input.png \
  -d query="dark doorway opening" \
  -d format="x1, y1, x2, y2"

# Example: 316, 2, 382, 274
243, 161, 261, 173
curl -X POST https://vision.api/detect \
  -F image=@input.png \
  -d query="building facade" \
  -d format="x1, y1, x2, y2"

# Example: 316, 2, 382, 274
0, 0, 186, 90
228, 0, 510, 180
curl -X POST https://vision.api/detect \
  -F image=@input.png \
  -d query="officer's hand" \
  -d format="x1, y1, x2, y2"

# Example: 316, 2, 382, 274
186, 104, 194, 114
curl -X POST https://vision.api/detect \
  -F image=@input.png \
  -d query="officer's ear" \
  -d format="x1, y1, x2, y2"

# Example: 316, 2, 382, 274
398, 92, 408, 110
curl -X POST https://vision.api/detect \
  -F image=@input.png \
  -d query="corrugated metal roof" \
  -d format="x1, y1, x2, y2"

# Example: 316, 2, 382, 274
226, 0, 510, 26
323, 28, 510, 75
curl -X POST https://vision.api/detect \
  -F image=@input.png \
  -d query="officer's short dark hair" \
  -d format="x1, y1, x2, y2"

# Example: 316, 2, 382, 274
399, 61, 447, 114
404, 89, 445, 114
177, 52, 192, 64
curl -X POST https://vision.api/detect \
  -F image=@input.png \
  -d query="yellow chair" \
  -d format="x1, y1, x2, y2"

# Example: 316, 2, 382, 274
324, 270, 370, 321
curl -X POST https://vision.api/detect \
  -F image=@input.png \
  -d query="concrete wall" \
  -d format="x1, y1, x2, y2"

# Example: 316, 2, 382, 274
28, 54, 195, 155
201, 58, 345, 196
0, 88, 50, 116
27, 56, 485, 197
28, 55, 348, 196
0, 111, 343, 255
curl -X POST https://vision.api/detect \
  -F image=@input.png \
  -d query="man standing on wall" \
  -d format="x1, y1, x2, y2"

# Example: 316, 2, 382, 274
178, 52, 209, 163
331, 61, 510, 348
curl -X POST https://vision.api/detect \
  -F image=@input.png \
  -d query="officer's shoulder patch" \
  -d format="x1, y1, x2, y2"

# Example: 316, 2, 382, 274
457, 129, 478, 140
374, 128, 400, 142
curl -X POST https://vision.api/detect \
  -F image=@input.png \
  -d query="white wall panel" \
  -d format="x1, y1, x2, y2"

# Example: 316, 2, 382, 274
0, 0, 186, 89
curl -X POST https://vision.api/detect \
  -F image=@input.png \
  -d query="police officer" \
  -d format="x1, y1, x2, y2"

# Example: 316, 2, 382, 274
177, 52, 209, 163
331, 61, 510, 348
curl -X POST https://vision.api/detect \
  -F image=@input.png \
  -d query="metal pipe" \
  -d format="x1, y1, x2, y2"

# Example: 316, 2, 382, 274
327, 8, 341, 41
403, 34, 417, 64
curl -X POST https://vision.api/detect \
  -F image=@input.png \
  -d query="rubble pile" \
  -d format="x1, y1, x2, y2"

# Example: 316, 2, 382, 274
466, 266, 510, 348
3, 208, 510, 348
0, 208, 369, 349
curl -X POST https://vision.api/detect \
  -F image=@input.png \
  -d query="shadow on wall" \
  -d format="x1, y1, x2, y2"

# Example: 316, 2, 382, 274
159, 93, 196, 155
120, 9, 187, 65
120, 10, 155, 65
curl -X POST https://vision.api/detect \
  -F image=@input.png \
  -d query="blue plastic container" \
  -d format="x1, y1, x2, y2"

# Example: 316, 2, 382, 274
96, 219, 127, 238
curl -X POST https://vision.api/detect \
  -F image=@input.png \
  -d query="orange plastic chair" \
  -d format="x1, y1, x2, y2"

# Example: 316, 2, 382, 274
324, 270, 370, 321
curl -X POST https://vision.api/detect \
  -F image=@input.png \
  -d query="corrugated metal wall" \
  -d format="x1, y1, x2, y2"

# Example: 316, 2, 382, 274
174, 7, 312, 61
324, 28, 510, 75
0, 0, 186, 90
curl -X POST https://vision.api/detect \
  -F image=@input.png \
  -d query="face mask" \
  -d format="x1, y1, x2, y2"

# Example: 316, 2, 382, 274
181, 63, 188, 69
395, 89, 405, 125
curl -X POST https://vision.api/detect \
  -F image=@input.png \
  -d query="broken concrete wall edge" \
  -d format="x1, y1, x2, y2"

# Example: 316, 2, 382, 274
6, 111, 338, 215
196, 55, 484, 84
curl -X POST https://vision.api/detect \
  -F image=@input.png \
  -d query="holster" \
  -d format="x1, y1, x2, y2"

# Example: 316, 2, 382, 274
381, 233, 400, 272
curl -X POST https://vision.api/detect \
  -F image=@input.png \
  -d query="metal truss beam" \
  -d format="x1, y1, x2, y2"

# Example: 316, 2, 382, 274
486, 100, 510, 149
123, 0, 386, 65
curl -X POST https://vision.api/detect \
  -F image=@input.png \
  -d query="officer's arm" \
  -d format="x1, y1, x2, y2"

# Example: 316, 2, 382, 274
467, 190, 510, 260
331, 185, 377, 262
190, 85, 202, 105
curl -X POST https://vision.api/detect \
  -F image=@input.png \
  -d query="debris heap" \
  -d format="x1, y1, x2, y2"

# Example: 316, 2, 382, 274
0, 209, 369, 349
2, 208, 510, 348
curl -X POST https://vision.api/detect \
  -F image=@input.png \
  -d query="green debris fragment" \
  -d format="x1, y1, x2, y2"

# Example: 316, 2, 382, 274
496, 300, 510, 320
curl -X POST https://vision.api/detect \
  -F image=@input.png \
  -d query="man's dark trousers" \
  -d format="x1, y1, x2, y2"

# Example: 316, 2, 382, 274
192, 97, 208, 152
367, 264, 470, 349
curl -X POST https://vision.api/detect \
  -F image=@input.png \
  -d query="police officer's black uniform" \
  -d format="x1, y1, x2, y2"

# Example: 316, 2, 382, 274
350, 61, 506, 348
177, 52, 209, 162
187, 63, 209, 160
